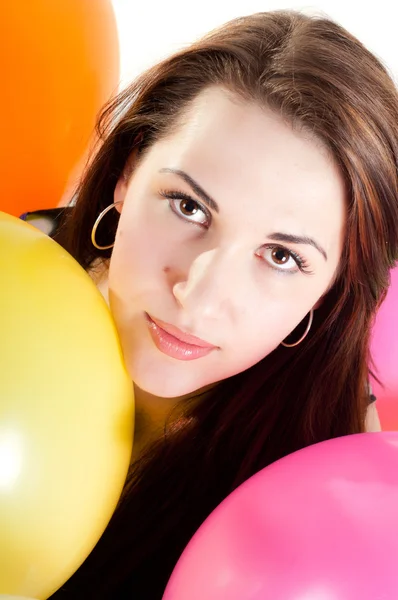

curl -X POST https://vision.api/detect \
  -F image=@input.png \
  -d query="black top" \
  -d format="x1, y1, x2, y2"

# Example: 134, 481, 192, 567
19, 207, 69, 237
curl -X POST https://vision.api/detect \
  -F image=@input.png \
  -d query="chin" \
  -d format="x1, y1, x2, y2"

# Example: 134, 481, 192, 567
117, 319, 223, 398
127, 356, 216, 399
134, 378, 201, 399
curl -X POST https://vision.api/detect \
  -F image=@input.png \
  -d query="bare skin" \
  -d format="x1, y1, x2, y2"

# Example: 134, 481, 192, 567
84, 86, 380, 453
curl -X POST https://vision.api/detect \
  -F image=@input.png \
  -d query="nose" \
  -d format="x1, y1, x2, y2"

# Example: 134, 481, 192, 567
172, 247, 245, 324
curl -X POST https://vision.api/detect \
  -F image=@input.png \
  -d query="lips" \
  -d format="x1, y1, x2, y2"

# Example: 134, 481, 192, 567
146, 314, 216, 348
145, 313, 218, 361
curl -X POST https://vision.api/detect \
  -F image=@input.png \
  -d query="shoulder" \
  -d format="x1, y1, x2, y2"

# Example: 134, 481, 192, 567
368, 382, 377, 404
365, 381, 381, 431
366, 402, 382, 432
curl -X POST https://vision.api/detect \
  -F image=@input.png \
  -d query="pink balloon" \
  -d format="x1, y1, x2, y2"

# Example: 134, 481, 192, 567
163, 433, 398, 600
370, 267, 398, 429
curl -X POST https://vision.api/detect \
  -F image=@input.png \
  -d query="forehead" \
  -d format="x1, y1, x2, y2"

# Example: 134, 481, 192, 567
174, 86, 333, 164
148, 87, 346, 252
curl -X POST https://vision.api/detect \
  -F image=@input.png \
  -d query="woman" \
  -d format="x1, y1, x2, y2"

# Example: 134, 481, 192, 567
37, 9, 395, 598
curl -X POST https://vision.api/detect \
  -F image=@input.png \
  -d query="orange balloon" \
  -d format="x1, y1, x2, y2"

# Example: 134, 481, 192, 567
1, 1, 120, 216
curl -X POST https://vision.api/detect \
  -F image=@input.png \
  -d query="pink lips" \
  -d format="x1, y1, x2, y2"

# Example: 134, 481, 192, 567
145, 313, 218, 361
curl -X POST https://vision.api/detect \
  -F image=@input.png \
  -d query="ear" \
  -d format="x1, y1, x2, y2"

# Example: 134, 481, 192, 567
113, 172, 129, 214
313, 278, 336, 310
113, 149, 139, 214
313, 296, 324, 310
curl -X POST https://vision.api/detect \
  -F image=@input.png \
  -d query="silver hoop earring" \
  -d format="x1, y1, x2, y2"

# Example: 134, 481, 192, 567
91, 201, 123, 250
281, 309, 314, 348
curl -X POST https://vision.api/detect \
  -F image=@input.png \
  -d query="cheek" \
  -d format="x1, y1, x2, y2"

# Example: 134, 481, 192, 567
224, 290, 319, 368
111, 210, 170, 283
237, 306, 289, 356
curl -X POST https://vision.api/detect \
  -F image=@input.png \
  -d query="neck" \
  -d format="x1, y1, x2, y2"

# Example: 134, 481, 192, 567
131, 382, 218, 463
131, 384, 181, 462
89, 258, 110, 304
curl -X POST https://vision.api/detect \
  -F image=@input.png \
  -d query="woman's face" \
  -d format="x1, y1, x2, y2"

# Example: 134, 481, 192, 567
108, 86, 346, 398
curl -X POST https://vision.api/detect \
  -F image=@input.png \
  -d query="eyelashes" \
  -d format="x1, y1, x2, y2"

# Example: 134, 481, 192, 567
260, 245, 313, 275
159, 189, 313, 275
160, 189, 210, 227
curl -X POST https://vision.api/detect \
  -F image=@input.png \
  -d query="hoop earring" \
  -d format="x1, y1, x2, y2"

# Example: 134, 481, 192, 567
281, 309, 314, 348
91, 201, 123, 250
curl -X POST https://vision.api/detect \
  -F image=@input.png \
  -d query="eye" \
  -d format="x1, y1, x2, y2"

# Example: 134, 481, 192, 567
258, 245, 313, 274
160, 190, 210, 227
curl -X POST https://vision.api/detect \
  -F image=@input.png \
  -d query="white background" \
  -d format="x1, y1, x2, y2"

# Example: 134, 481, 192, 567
111, 0, 398, 87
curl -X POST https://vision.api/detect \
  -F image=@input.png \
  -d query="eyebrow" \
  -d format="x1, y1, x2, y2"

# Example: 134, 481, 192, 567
159, 168, 327, 261
268, 232, 328, 261
159, 168, 219, 213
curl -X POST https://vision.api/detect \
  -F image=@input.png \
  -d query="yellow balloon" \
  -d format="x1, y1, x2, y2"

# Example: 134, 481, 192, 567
0, 597, 38, 599
0, 212, 134, 598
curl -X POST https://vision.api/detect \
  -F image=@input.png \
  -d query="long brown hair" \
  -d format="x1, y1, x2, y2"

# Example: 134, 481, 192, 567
50, 11, 398, 599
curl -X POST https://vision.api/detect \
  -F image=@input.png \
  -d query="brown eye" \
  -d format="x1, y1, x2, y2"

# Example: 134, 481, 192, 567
180, 199, 199, 216
257, 245, 304, 274
271, 247, 290, 265
163, 192, 210, 226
